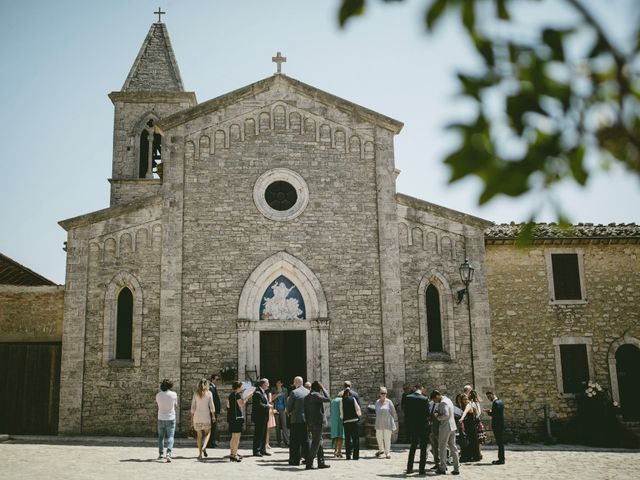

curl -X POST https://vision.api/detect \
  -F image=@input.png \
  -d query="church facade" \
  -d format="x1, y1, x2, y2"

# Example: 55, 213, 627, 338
57, 21, 495, 435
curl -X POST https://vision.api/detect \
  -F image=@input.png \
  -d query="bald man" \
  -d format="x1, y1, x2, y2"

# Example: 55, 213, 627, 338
287, 376, 310, 466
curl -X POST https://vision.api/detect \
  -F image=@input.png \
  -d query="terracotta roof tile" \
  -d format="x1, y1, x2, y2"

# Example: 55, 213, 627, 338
0, 252, 56, 286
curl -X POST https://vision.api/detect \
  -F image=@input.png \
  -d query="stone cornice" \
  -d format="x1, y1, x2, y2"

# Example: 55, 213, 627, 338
58, 195, 162, 231
108, 178, 163, 185
108, 91, 197, 105
396, 193, 493, 229
156, 75, 404, 134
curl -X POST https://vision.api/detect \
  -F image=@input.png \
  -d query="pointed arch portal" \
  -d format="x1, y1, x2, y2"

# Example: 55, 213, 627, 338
237, 251, 329, 387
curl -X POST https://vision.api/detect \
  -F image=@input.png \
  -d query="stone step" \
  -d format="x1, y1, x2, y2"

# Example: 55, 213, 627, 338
623, 422, 640, 437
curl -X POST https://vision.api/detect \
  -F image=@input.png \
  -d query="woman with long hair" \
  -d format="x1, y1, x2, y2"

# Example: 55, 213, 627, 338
340, 388, 361, 460
190, 377, 216, 460
227, 381, 246, 462
458, 394, 480, 462
468, 390, 485, 459
265, 390, 276, 449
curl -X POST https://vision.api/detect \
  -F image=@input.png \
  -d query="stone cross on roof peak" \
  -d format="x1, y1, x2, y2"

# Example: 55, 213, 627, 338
154, 7, 166, 23
272, 52, 287, 74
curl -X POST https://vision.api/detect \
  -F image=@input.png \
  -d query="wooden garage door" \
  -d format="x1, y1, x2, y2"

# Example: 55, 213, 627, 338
0, 342, 61, 434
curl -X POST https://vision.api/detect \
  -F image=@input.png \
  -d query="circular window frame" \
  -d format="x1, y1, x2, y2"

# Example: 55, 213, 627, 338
253, 168, 309, 221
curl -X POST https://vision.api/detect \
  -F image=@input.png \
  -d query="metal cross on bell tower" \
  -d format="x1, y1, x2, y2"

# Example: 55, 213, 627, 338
154, 7, 166, 23
272, 52, 287, 74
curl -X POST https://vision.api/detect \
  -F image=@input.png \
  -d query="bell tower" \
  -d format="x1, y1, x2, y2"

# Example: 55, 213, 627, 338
108, 17, 196, 206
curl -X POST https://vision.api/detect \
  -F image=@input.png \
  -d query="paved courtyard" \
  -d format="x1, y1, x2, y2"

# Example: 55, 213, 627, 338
2, 440, 640, 480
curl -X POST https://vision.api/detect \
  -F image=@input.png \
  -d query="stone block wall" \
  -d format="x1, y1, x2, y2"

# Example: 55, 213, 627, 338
0, 285, 64, 342
172, 80, 393, 424
81, 212, 162, 434
109, 179, 162, 206
59, 202, 163, 435
486, 242, 640, 440
397, 196, 494, 398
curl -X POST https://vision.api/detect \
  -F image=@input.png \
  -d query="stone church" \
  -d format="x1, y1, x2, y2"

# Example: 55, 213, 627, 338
57, 20, 495, 435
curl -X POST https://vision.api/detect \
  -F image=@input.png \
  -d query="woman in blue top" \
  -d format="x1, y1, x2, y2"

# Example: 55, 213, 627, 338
271, 379, 289, 447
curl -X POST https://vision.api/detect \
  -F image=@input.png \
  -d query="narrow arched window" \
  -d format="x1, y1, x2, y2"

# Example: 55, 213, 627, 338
115, 287, 134, 359
139, 119, 162, 178
426, 284, 443, 352
139, 130, 149, 178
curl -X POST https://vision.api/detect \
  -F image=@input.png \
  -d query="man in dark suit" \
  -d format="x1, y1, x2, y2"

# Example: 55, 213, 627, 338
206, 374, 221, 449
304, 381, 331, 470
485, 391, 506, 465
287, 376, 309, 466
252, 378, 272, 457
404, 384, 431, 475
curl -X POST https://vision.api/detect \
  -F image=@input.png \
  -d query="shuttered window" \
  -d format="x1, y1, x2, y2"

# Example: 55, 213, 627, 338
551, 253, 582, 300
560, 344, 589, 393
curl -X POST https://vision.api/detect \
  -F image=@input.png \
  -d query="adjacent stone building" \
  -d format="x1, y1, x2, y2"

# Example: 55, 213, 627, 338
0, 252, 64, 434
486, 223, 640, 440
56, 21, 495, 435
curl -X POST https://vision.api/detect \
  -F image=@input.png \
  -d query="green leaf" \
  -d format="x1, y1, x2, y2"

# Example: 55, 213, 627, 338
542, 28, 565, 62
339, 0, 366, 27
495, 0, 510, 20
473, 36, 495, 67
558, 214, 573, 232
456, 72, 494, 100
479, 162, 531, 204
508, 42, 523, 63
588, 34, 610, 58
462, 0, 476, 34
515, 221, 536, 247
425, 0, 448, 31
506, 90, 544, 134
568, 145, 588, 185
544, 77, 572, 111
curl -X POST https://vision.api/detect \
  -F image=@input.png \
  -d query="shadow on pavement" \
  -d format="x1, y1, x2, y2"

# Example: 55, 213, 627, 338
272, 466, 305, 472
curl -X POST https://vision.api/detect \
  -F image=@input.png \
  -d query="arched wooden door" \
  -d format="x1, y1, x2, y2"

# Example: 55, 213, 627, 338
616, 344, 640, 421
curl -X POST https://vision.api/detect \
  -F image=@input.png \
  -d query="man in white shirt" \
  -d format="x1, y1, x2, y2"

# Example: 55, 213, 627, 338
156, 378, 178, 462
431, 390, 460, 476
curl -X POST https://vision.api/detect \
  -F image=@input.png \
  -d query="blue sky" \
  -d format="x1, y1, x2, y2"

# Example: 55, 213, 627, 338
1, 0, 638, 283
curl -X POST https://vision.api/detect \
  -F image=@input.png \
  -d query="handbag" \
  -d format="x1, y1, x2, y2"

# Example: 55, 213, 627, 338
477, 420, 487, 444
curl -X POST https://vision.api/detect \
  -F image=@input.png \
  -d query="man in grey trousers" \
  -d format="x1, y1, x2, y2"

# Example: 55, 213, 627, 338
428, 397, 440, 469
287, 376, 309, 466
431, 390, 460, 475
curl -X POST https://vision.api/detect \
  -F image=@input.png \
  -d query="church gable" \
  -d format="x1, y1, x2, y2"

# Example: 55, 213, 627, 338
157, 74, 402, 134
157, 75, 401, 163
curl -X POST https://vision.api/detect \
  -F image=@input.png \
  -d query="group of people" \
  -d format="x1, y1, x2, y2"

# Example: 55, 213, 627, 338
402, 383, 506, 475
155, 374, 505, 474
